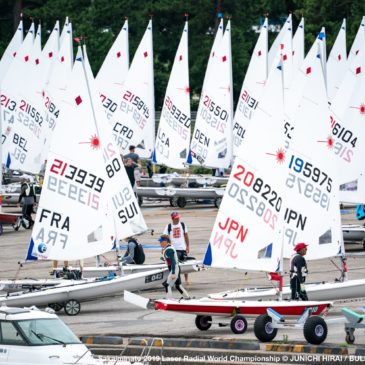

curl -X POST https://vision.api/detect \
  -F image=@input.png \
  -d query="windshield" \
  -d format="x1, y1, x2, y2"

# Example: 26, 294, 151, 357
16, 318, 81, 346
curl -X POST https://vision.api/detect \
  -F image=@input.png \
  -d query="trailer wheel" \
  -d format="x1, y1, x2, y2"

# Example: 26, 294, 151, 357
170, 197, 178, 207
230, 315, 247, 334
195, 315, 212, 331
345, 333, 355, 344
48, 303, 63, 312
254, 314, 278, 342
303, 316, 327, 345
64, 299, 81, 316
177, 197, 187, 208
138, 195, 143, 206
362, 240, 365, 251
214, 197, 222, 208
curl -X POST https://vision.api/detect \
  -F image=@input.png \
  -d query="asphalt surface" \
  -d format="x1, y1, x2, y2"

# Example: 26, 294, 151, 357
1, 200, 365, 363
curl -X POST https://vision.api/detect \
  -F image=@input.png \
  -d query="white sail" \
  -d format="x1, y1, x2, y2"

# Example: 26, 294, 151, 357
232, 17, 268, 155
327, 19, 347, 103
348, 16, 365, 66
292, 17, 304, 71
40, 20, 73, 163
201, 18, 224, 96
317, 27, 327, 89
41, 21, 60, 86
282, 46, 342, 260
286, 28, 327, 120
203, 59, 286, 272
59, 17, 73, 62
96, 19, 129, 98
270, 17, 293, 97
153, 21, 190, 169
0, 19, 23, 85
190, 20, 233, 168
330, 50, 365, 204
1, 23, 44, 173
95, 19, 129, 152
106, 20, 154, 158
27, 46, 147, 261
268, 14, 292, 70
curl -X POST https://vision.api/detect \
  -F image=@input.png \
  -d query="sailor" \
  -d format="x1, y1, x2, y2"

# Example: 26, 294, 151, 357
158, 234, 190, 299
290, 242, 309, 301
163, 211, 191, 284
17, 176, 37, 228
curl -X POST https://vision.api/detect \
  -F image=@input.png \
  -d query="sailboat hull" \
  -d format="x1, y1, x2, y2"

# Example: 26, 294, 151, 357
342, 224, 365, 243
0, 269, 168, 307
208, 279, 365, 301
136, 187, 224, 199
81, 259, 202, 278
0, 212, 21, 225
154, 298, 331, 317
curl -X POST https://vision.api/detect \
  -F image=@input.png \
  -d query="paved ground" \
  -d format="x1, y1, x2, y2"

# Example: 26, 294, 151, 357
1, 200, 365, 350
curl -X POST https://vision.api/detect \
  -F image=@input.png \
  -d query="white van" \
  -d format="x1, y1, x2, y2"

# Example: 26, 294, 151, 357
0, 305, 130, 364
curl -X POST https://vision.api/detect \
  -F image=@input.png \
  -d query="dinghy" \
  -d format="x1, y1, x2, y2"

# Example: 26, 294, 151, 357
189, 20, 233, 168
153, 20, 191, 169
125, 47, 333, 346
209, 22, 365, 302
0, 45, 167, 314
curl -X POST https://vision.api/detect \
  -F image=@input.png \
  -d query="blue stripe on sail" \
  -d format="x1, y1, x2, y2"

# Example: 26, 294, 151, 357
275, 260, 280, 272
203, 242, 212, 266
265, 243, 273, 258
186, 150, 193, 164
152, 149, 157, 163
25, 238, 38, 261
258, 242, 273, 259
318, 32, 325, 40
6, 153, 11, 168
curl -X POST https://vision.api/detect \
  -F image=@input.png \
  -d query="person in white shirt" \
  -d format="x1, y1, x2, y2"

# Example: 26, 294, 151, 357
163, 211, 190, 284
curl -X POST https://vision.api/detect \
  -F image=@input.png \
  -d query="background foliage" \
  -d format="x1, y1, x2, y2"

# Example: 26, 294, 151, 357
1, 0, 365, 110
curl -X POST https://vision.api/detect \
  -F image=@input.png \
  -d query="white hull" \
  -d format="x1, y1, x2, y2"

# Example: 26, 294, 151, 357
0, 260, 201, 291
137, 186, 224, 199
81, 259, 202, 278
208, 279, 365, 301
342, 224, 365, 242
150, 174, 228, 187
0, 269, 168, 307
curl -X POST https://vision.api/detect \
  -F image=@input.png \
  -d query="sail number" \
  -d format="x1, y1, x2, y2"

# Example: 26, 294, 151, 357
203, 95, 228, 121
330, 116, 355, 163
286, 173, 330, 210
330, 116, 357, 147
164, 96, 191, 127
228, 183, 278, 230
237, 89, 258, 121
122, 90, 149, 118
233, 164, 282, 212
1, 94, 17, 111
288, 155, 332, 193
50, 159, 105, 192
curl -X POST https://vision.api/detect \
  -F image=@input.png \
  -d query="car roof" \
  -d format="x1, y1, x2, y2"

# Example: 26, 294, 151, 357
0, 306, 57, 321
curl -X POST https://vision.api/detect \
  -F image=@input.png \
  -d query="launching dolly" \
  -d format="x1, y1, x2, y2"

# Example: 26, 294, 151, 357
255, 307, 329, 345
342, 307, 365, 344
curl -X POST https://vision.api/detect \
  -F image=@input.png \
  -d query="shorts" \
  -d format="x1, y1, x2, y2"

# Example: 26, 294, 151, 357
176, 250, 187, 262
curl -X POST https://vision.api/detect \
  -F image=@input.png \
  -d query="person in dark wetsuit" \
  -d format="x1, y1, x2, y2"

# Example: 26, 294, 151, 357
124, 158, 136, 188
158, 234, 190, 299
290, 242, 309, 300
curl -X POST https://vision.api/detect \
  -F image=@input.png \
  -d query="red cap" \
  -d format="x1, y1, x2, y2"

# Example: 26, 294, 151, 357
294, 242, 308, 251
171, 212, 180, 219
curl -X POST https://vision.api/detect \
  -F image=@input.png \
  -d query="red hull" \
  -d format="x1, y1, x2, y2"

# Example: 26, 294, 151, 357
154, 300, 330, 316
0, 213, 20, 224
